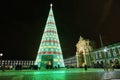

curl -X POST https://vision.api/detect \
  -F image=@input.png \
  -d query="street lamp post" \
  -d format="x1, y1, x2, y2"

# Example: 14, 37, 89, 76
0, 53, 3, 66
104, 47, 108, 61
103, 47, 108, 72
0, 53, 4, 71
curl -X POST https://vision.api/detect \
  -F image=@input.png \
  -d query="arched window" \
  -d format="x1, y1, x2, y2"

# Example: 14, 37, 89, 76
110, 49, 114, 57
115, 47, 120, 56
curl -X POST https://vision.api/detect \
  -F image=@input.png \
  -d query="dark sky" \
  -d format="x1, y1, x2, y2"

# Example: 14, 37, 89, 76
0, 0, 120, 60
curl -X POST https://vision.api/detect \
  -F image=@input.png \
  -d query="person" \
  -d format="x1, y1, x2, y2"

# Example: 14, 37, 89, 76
110, 62, 114, 71
104, 60, 109, 72
58, 64, 60, 68
84, 64, 87, 70
1, 65, 5, 72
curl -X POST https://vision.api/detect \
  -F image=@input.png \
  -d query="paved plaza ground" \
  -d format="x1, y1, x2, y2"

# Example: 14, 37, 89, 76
0, 68, 120, 80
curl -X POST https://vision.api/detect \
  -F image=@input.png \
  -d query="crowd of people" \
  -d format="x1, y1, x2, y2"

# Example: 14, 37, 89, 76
93, 59, 120, 71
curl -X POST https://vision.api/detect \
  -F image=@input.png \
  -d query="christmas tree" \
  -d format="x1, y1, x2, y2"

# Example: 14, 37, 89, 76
35, 4, 64, 68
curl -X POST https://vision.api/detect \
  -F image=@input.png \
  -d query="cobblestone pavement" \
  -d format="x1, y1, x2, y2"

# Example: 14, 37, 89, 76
0, 68, 120, 80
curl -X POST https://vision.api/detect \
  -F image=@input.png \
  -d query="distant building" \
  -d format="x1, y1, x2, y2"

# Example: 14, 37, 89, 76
64, 56, 77, 68
0, 60, 35, 70
91, 42, 120, 68
0, 60, 35, 66
64, 42, 120, 68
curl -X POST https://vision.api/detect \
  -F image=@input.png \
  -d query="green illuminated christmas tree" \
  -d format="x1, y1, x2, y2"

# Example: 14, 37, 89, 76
35, 4, 64, 68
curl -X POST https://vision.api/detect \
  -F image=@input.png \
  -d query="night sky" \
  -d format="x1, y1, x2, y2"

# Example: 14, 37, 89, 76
0, 0, 120, 60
